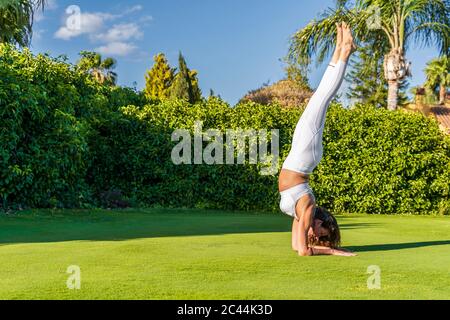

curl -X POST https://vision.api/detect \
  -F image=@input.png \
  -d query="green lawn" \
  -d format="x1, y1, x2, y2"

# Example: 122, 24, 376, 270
0, 208, 449, 300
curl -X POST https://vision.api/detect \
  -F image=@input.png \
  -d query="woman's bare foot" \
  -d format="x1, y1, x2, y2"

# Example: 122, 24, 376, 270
340, 22, 357, 62
331, 23, 343, 65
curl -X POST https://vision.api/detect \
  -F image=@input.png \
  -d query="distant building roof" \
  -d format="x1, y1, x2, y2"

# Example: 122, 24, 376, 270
431, 105, 450, 134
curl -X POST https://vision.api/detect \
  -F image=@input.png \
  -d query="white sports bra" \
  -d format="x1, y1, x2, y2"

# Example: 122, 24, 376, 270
279, 183, 316, 219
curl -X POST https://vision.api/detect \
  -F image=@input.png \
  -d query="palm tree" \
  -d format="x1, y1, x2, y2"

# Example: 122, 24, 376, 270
0, 0, 46, 46
76, 51, 118, 86
425, 55, 450, 105
288, 0, 450, 110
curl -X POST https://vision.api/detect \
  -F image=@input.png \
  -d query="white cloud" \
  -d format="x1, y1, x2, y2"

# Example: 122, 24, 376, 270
125, 5, 143, 14
92, 23, 143, 43
54, 5, 151, 57
95, 42, 137, 56
55, 12, 106, 40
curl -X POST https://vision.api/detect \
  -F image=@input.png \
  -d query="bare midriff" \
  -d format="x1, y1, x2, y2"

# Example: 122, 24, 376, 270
278, 169, 310, 193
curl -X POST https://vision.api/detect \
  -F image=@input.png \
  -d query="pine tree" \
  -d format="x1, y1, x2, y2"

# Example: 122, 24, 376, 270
346, 43, 409, 108
144, 53, 175, 100
346, 45, 388, 108
169, 52, 202, 103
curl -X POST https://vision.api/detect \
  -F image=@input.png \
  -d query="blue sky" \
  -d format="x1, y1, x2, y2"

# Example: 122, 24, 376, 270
31, 0, 441, 105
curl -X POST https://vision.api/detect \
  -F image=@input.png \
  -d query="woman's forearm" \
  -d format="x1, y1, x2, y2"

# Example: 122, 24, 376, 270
311, 246, 357, 257
311, 247, 335, 256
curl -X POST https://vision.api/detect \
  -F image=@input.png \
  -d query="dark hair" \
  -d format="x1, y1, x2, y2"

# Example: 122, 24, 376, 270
310, 207, 341, 249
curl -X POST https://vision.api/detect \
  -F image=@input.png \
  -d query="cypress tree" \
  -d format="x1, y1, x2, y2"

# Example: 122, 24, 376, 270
169, 52, 202, 103
189, 69, 202, 102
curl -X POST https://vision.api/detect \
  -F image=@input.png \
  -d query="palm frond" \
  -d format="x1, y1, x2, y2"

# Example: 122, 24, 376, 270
403, 0, 450, 54
101, 57, 117, 70
424, 55, 450, 89
287, 7, 351, 67
0, 0, 46, 46
287, 5, 387, 68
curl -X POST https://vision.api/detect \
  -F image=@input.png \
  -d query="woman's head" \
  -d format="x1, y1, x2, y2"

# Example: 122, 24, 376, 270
309, 207, 341, 248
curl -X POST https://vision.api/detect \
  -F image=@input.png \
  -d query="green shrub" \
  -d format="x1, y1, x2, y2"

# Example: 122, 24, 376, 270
0, 45, 91, 208
0, 45, 141, 209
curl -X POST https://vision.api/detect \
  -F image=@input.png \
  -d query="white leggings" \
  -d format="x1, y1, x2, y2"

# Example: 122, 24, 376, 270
282, 60, 348, 175
280, 60, 347, 219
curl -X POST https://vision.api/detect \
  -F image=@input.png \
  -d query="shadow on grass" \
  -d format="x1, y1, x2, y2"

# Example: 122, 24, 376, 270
2, 209, 448, 253
0, 210, 380, 245
347, 241, 450, 252
339, 223, 380, 230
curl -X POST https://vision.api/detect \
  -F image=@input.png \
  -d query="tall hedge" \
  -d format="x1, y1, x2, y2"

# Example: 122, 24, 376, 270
112, 100, 449, 215
1, 45, 449, 214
